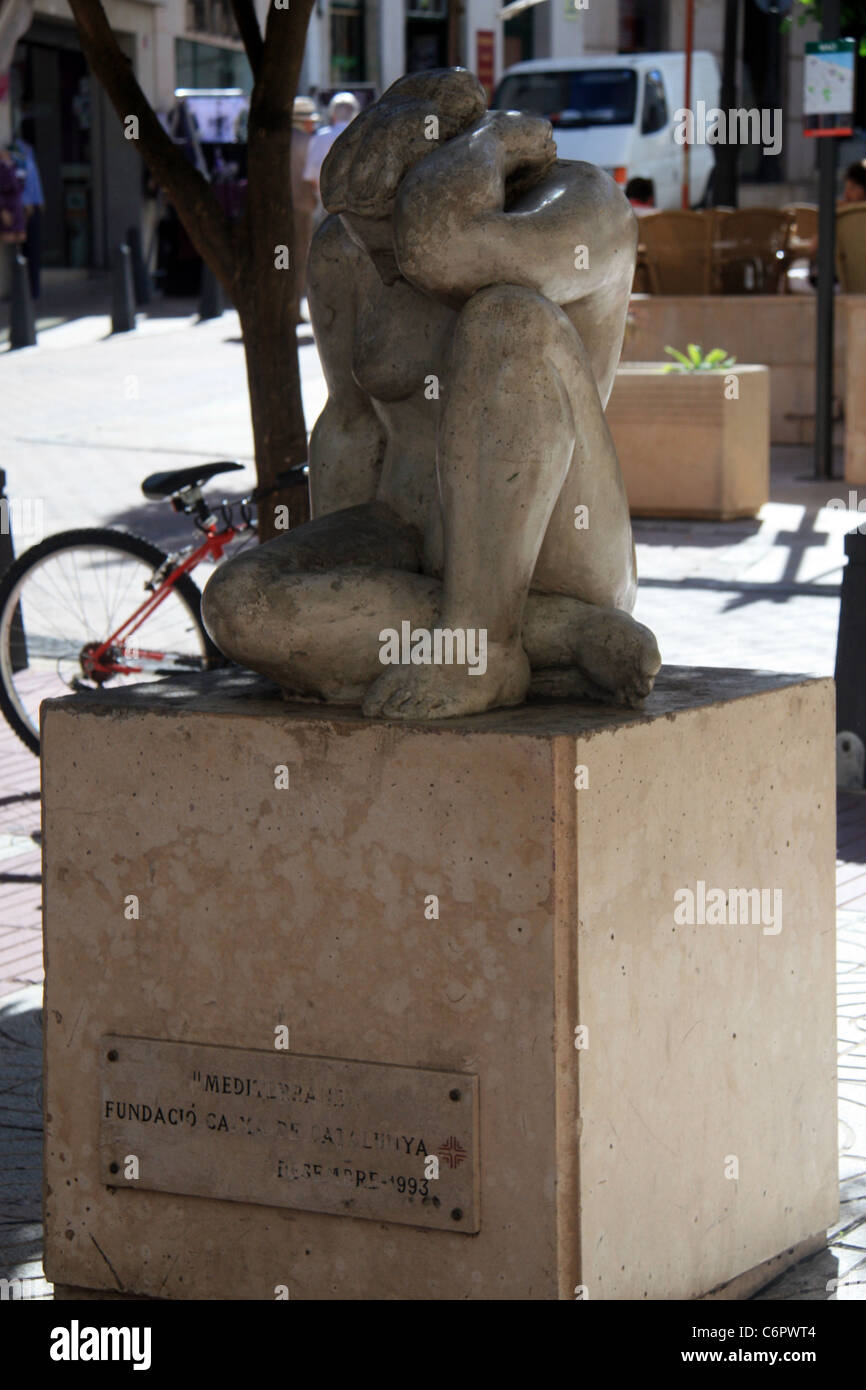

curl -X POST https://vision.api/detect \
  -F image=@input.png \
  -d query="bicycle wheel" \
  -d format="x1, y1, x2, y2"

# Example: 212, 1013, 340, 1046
0, 528, 221, 755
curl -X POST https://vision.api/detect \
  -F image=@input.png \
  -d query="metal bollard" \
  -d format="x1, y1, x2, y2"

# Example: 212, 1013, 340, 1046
126, 226, 151, 307
835, 526, 866, 789
198, 261, 224, 321
111, 244, 136, 334
9, 253, 36, 350
0, 469, 29, 672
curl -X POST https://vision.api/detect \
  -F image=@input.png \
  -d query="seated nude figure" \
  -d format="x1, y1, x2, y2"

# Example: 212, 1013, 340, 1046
203, 69, 661, 719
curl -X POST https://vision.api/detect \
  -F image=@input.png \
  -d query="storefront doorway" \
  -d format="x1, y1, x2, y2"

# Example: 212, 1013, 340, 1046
11, 19, 92, 270
11, 17, 143, 274
406, 0, 448, 72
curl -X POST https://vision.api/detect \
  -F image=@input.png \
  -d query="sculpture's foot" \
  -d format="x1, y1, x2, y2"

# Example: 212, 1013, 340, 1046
362, 640, 530, 720
524, 597, 661, 709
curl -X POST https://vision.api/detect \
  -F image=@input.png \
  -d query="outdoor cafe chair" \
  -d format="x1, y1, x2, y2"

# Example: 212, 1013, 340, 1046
782, 202, 818, 259
715, 207, 793, 295
639, 210, 714, 295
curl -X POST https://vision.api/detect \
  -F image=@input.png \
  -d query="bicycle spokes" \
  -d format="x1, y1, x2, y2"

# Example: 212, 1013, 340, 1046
0, 540, 211, 751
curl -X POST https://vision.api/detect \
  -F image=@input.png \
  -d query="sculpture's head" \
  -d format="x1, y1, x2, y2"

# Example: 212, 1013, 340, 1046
320, 68, 487, 284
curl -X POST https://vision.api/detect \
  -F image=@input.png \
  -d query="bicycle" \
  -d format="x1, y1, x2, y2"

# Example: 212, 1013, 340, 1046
0, 459, 307, 755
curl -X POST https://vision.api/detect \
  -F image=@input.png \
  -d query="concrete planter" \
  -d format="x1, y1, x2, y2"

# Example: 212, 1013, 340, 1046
606, 362, 770, 521
622, 294, 849, 451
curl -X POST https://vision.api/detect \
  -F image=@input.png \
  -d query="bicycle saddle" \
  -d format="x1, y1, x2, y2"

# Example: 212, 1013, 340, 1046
141, 461, 245, 500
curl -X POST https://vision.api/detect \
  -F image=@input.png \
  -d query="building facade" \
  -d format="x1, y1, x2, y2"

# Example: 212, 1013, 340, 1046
0, 0, 831, 277
1, 0, 272, 273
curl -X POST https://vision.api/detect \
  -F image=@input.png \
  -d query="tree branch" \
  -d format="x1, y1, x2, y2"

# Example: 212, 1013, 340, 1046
254, 0, 315, 117
67, 0, 235, 288
241, 0, 315, 276
229, 0, 263, 82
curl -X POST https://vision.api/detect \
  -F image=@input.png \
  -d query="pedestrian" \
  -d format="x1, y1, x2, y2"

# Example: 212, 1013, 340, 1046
625, 176, 656, 216
0, 147, 26, 287
807, 160, 866, 283
10, 131, 45, 300
302, 92, 360, 215
291, 96, 319, 324
842, 159, 866, 204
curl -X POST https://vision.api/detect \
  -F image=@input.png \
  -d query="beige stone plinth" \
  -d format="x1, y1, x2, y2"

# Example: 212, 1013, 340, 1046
42, 668, 838, 1301
606, 364, 770, 520
624, 294, 850, 449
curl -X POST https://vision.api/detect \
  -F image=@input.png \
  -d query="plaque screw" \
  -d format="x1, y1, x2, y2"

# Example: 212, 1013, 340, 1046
451, 1208, 463, 1222
107, 1049, 119, 1062
109, 1162, 119, 1174
449, 1089, 461, 1102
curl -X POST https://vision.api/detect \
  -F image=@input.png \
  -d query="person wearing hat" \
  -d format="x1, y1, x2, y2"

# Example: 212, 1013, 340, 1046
302, 92, 360, 209
291, 95, 319, 323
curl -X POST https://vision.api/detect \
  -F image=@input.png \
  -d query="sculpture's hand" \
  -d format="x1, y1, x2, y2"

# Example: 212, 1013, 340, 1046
320, 72, 488, 222
394, 111, 635, 308
393, 111, 555, 236
480, 110, 558, 196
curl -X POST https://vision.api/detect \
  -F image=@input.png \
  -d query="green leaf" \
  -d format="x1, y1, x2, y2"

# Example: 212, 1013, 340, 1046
664, 346, 692, 368
687, 343, 703, 365
704, 347, 728, 365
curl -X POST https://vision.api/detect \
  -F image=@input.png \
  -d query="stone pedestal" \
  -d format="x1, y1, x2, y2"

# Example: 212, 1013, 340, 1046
41, 668, 838, 1300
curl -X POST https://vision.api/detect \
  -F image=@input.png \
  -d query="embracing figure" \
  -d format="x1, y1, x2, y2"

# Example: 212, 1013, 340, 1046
203, 68, 661, 719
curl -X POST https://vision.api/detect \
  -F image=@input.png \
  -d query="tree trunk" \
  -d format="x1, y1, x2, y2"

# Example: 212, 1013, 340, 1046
237, 0, 314, 538
67, 0, 314, 541
237, 282, 310, 540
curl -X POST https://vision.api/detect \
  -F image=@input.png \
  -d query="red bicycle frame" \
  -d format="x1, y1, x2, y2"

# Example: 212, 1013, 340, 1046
83, 520, 237, 679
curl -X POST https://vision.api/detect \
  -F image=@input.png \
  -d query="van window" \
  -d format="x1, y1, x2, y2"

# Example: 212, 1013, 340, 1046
493, 69, 637, 128
641, 70, 668, 135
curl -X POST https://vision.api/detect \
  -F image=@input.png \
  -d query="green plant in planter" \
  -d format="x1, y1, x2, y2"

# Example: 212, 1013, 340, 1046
663, 344, 737, 373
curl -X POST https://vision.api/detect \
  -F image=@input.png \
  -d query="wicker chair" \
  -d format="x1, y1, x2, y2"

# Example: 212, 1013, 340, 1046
715, 208, 793, 294
782, 203, 818, 259
639, 211, 715, 295
709, 209, 733, 292
837, 203, 866, 292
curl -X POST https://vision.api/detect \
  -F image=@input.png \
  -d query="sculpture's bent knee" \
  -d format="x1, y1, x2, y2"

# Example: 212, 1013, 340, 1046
201, 553, 264, 662
456, 283, 570, 351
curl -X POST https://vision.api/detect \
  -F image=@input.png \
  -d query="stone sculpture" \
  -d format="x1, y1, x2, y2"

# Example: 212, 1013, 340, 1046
203, 68, 661, 719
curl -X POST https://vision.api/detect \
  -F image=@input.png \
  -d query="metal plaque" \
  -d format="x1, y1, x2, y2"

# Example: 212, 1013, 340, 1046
99, 1036, 479, 1232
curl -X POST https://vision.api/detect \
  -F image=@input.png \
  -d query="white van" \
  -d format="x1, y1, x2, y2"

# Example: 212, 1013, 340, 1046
492, 52, 720, 209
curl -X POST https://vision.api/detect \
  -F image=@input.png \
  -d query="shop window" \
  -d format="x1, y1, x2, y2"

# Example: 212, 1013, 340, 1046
175, 38, 253, 93
331, 0, 366, 84
185, 0, 239, 41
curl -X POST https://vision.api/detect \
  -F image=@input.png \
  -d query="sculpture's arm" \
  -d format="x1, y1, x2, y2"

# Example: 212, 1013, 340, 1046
393, 112, 637, 308
307, 216, 386, 517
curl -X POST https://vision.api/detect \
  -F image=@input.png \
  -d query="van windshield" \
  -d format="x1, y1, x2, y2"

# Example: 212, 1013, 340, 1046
493, 69, 637, 128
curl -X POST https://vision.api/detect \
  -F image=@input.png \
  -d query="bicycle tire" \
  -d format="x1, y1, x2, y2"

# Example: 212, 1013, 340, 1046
0, 527, 222, 755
